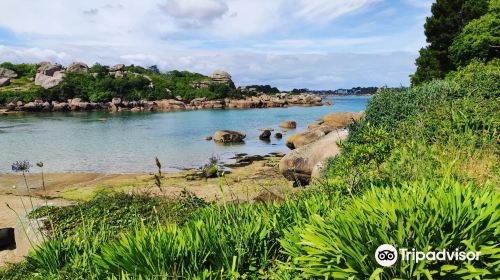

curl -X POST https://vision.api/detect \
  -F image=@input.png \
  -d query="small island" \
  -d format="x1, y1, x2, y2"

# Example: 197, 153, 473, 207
0, 62, 324, 113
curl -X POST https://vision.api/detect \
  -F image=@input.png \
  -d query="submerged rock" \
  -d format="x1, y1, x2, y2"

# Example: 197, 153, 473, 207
259, 130, 271, 140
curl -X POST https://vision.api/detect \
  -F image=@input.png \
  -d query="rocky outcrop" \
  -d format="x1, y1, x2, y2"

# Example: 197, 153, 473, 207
279, 121, 297, 129
0, 78, 10, 87
321, 112, 364, 127
0, 93, 325, 113
0, 68, 18, 78
213, 130, 246, 143
110, 64, 125, 72
286, 112, 363, 149
157, 99, 186, 110
279, 130, 348, 185
67, 62, 89, 74
212, 70, 235, 88
35, 63, 64, 89
38, 63, 62, 76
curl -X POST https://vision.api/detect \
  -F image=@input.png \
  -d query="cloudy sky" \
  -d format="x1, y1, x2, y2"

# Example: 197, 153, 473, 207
0, 0, 433, 89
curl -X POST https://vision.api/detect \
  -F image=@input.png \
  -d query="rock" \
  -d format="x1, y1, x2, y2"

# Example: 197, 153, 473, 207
157, 99, 186, 110
41, 101, 52, 111
0, 68, 18, 78
111, 98, 122, 105
205, 136, 213, 141
286, 125, 338, 149
321, 112, 364, 128
37, 63, 62, 76
259, 130, 271, 140
258, 128, 274, 132
275, 132, 283, 139
130, 107, 142, 112
67, 62, 89, 74
279, 130, 348, 185
22, 102, 39, 111
213, 130, 246, 143
110, 64, 125, 72
52, 102, 69, 111
0, 77, 10, 87
279, 121, 297, 129
212, 70, 235, 88
35, 73, 64, 89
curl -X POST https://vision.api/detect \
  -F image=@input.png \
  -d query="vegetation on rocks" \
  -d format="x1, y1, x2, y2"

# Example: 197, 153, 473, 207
0, 64, 242, 104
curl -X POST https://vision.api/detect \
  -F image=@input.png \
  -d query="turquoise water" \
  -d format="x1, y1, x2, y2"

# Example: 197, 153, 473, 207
1, 96, 371, 173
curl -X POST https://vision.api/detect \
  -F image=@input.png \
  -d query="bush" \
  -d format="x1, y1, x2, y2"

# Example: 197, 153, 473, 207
280, 180, 500, 279
0, 62, 38, 78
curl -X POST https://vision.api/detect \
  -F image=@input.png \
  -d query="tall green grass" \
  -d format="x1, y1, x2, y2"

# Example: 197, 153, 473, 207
280, 180, 500, 279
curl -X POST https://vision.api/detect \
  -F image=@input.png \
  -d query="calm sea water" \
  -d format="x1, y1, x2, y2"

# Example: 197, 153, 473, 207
1, 96, 371, 173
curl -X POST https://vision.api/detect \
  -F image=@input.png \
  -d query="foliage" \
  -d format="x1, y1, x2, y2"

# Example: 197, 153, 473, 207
412, 0, 489, 85
29, 192, 198, 237
280, 180, 500, 279
0, 64, 245, 104
449, 12, 500, 67
326, 59, 499, 194
243, 85, 280, 94
0, 62, 38, 78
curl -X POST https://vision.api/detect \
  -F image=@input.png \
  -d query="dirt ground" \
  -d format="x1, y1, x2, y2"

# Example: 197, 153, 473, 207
0, 155, 294, 267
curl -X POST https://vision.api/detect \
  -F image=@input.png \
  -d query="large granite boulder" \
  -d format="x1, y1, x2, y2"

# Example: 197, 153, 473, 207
279, 130, 348, 185
157, 99, 186, 110
37, 63, 62, 76
286, 125, 338, 149
110, 64, 125, 72
279, 121, 297, 129
321, 112, 364, 127
213, 130, 246, 143
35, 72, 64, 89
0, 68, 18, 78
67, 62, 89, 74
35, 63, 64, 89
212, 70, 235, 88
0, 77, 10, 87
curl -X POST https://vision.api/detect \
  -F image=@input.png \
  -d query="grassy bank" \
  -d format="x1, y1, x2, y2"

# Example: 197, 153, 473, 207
1, 59, 498, 279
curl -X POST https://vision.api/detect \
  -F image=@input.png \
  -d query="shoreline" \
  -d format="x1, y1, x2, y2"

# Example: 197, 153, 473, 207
0, 93, 327, 114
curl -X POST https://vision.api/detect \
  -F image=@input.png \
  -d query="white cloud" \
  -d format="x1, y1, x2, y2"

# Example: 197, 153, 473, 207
160, 0, 228, 28
0, 45, 67, 62
0, 44, 416, 89
293, 0, 381, 23
0, 0, 426, 88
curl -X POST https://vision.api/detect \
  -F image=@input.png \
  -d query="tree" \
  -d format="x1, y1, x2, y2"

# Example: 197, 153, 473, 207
449, 6, 500, 67
411, 0, 489, 85
148, 65, 160, 74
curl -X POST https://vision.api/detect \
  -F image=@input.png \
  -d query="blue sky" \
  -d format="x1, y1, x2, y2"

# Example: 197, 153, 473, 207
0, 0, 434, 89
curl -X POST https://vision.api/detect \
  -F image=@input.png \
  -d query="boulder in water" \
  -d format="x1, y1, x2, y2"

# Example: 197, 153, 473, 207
213, 130, 246, 143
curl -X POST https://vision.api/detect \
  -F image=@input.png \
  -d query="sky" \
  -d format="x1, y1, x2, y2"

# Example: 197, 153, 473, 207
0, 0, 434, 90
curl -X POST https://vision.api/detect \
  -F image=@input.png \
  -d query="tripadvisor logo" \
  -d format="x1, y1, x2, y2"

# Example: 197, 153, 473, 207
374, 244, 481, 267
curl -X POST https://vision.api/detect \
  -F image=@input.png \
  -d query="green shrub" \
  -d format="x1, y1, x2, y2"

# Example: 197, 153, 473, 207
280, 180, 500, 279
0, 62, 38, 78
